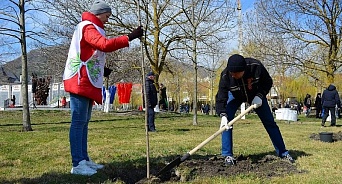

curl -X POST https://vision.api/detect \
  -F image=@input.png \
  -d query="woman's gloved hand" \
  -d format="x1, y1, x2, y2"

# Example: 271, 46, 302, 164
128, 26, 143, 41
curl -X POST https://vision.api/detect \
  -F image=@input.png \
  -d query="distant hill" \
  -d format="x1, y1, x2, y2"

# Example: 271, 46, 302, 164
0, 66, 20, 83
0, 45, 69, 84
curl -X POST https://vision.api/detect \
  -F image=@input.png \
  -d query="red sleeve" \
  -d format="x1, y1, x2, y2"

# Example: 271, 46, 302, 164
83, 24, 129, 52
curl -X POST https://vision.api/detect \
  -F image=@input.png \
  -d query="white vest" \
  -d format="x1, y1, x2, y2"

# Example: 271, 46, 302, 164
63, 21, 105, 88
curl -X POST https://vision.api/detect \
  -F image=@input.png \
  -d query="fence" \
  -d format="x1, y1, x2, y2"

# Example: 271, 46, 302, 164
0, 83, 68, 108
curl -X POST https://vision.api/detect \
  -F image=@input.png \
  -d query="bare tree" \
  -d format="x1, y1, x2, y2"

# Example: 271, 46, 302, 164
0, 0, 50, 131
248, 0, 342, 84
171, 0, 235, 125
38, 0, 235, 86
37, 0, 147, 83
200, 43, 227, 115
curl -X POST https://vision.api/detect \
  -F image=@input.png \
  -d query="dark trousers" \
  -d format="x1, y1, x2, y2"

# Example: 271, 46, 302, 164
316, 107, 322, 118
322, 107, 336, 126
222, 97, 288, 157
147, 107, 156, 131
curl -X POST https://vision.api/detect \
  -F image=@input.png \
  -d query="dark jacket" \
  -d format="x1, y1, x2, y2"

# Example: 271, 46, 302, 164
159, 86, 167, 100
314, 94, 322, 109
145, 77, 158, 108
215, 58, 273, 114
304, 94, 312, 108
321, 84, 341, 108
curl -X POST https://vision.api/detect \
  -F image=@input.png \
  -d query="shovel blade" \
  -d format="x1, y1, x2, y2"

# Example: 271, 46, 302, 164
156, 105, 257, 177
156, 157, 181, 176
156, 153, 190, 176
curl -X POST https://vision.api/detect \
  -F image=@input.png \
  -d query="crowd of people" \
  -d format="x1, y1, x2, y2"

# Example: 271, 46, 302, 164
273, 86, 341, 127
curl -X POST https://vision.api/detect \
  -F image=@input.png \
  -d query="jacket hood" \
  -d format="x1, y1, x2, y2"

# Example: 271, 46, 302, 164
81, 12, 104, 29
327, 84, 336, 91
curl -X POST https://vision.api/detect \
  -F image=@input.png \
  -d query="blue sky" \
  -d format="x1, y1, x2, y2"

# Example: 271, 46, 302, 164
226, 0, 255, 53
241, 0, 255, 11
0, 0, 256, 63
0, 1, 52, 63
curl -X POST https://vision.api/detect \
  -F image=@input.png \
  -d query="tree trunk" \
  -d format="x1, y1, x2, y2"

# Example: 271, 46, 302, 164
192, 32, 198, 125
19, 0, 32, 131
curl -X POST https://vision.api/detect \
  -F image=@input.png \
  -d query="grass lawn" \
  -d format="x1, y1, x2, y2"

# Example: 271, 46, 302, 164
0, 109, 342, 183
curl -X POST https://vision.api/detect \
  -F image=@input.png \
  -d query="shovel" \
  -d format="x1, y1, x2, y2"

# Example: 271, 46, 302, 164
156, 104, 259, 176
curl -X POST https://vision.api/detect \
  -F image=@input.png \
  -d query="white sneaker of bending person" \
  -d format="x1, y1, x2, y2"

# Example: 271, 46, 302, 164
86, 159, 104, 170
70, 160, 97, 176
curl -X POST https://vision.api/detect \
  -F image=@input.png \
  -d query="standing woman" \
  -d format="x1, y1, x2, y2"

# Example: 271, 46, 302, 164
63, 0, 143, 176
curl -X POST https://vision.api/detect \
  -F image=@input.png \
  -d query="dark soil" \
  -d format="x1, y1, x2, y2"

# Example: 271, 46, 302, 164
107, 152, 307, 184
146, 154, 305, 183
105, 131, 342, 184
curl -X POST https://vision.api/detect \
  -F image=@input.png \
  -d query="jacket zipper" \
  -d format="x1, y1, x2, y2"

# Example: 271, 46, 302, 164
241, 79, 249, 104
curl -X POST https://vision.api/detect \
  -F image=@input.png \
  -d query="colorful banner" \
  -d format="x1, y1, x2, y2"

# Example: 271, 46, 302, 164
109, 85, 116, 104
102, 85, 116, 104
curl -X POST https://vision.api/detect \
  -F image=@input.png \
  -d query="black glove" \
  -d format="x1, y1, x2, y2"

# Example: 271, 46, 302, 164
104, 67, 113, 77
128, 26, 143, 41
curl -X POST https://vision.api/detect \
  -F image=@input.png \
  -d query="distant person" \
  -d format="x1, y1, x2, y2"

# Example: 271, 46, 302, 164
215, 54, 294, 166
63, 0, 143, 176
10, 95, 16, 107
185, 101, 190, 113
296, 101, 302, 115
304, 94, 312, 117
158, 83, 168, 111
321, 84, 341, 127
9, 95, 16, 108
271, 105, 278, 114
204, 103, 210, 115
169, 101, 175, 111
315, 93, 322, 118
145, 72, 158, 132
61, 96, 67, 108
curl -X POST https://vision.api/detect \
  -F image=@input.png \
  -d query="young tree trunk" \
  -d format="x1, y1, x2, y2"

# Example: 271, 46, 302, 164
19, 0, 32, 131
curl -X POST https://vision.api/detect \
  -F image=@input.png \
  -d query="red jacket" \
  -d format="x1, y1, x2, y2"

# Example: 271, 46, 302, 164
64, 12, 129, 104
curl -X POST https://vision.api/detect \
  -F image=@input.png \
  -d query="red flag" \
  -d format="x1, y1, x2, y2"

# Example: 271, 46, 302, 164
117, 83, 133, 104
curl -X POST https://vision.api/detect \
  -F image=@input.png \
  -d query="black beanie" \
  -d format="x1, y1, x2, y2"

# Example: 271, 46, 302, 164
147, 71, 155, 76
227, 54, 246, 72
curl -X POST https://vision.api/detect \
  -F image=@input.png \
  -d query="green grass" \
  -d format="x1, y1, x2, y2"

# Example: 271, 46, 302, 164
1, 110, 342, 183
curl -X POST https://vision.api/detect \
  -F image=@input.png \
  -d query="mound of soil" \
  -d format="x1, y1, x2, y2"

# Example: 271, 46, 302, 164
111, 131, 342, 183
136, 154, 305, 183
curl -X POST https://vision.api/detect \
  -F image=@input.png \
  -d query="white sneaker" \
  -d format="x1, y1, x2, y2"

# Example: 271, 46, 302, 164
86, 159, 104, 170
70, 160, 97, 176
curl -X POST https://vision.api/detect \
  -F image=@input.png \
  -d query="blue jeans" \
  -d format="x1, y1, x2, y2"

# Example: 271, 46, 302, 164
69, 93, 93, 167
147, 107, 156, 131
222, 97, 288, 157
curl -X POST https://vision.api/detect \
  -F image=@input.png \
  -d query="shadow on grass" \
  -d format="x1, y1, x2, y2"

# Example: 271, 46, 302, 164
0, 156, 173, 184
0, 117, 139, 127
0, 149, 310, 184
0, 110, 189, 129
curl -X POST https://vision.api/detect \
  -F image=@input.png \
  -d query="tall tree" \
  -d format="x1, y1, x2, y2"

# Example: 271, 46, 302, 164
0, 0, 48, 131
249, 0, 342, 84
170, 0, 235, 124
19, 0, 32, 131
